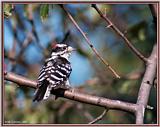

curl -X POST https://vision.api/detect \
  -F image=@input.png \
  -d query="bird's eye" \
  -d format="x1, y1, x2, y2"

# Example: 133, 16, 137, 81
52, 47, 61, 52
52, 46, 67, 52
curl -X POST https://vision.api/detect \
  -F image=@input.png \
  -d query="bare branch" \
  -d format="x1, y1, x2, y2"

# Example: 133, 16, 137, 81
135, 5, 157, 124
149, 4, 157, 28
11, 32, 33, 71
26, 4, 46, 58
91, 4, 148, 63
60, 30, 70, 44
4, 72, 137, 114
60, 5, 120, 79
89, 108, 109, 124
136, 44, 157, 124
4, 72, 36, 89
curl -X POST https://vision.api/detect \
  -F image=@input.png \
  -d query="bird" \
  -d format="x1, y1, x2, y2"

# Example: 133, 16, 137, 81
33, 43, 75, 102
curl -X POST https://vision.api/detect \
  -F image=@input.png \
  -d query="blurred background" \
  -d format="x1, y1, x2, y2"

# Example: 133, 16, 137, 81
4, 3, 157, 124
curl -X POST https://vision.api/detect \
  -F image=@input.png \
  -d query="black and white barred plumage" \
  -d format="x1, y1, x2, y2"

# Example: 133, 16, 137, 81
33, 44, 74, 102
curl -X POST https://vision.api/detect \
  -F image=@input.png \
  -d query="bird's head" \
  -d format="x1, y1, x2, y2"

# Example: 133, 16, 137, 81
51, 43, 75, 60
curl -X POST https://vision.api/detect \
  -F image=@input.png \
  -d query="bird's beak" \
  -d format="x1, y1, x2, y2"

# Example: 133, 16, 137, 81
67, 46, 76, 52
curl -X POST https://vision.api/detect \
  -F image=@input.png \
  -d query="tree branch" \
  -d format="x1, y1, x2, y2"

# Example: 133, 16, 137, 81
4, 72, 137, 114
11, 32, 33, 71
135, 4, 157, 124
149, 4, 157, 28
91, 4, 148, 63
136, 44, 157, 124
88, 108, 108, 124
60, 5, 120, 79
4, 72, 36, 89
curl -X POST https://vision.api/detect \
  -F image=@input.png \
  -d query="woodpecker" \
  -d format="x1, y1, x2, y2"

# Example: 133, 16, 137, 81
33, 43, 75, 102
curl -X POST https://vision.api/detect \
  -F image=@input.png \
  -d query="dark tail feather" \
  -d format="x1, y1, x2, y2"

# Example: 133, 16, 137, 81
33, 80, 48, 102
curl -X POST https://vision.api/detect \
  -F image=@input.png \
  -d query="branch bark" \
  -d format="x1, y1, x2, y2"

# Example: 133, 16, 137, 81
60, 5, 120, 79
135, 4, 157, 124
4, 72, 137, 114
91, 4, 148, 62
136, 44, 157, 124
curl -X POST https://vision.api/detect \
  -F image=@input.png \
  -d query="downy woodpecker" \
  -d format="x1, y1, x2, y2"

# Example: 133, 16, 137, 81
33, 43, 75, 102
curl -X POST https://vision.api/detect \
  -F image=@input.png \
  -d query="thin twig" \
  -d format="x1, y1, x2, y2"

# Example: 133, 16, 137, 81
27, 5, 48, 61
60, 30, 70, 44
60, 5, 120, 79
4, 53, 29, 68
89, 108, 109, 124
27, 5, 41, 46
91, 4, 148, 63
11, 33, 33, 71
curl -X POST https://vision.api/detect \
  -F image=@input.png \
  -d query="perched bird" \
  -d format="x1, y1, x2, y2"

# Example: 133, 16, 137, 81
33, 43, 75, 102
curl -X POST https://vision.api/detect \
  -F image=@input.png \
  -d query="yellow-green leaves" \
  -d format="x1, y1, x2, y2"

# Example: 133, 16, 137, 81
40, 4, 49, 22
4, 4, 13, 18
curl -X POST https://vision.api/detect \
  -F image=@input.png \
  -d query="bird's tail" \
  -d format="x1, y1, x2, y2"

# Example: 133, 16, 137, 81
33, 80, 51, 102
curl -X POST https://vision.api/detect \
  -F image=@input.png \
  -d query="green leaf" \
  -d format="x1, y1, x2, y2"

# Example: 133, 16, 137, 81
40, 4, 49, 22
4, 4, 13, 18
138, 29, 145, 41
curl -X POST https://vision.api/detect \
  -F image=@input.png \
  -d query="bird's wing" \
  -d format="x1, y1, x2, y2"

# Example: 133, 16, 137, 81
37, 57, 72, 88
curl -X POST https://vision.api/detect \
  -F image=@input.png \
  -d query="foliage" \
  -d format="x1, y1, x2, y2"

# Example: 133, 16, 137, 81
40, 4, 49, 22
4, 4, 13, 18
